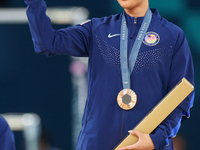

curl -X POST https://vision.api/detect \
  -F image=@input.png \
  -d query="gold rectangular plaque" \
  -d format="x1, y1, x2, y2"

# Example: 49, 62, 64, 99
114, 78, 194, 150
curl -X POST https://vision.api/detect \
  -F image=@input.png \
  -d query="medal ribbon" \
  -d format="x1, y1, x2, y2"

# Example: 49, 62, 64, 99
120, 8, 152, 89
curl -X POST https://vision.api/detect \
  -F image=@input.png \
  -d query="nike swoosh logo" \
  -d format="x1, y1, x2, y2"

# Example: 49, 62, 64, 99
108, 33, 120, 38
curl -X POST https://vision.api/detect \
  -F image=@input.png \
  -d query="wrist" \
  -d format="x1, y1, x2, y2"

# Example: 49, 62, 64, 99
150, 128, 167, 149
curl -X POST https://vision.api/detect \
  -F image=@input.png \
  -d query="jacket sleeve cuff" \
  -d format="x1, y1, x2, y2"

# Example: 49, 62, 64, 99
150, 128, 168, 149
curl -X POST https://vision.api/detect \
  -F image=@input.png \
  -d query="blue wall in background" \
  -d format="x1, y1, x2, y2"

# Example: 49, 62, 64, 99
0, 23, 73, 149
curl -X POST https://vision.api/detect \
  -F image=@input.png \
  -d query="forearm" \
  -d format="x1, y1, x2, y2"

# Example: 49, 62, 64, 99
150, 88, 194, 149
24, 0, 90, 57
25, 0, 55, 56
149, 106, 183, 149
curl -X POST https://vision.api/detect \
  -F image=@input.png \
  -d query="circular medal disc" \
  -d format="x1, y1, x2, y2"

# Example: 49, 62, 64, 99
117, 89, 137, 110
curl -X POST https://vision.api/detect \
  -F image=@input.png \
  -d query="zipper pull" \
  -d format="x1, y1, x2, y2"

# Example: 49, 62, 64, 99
134, 17, 137, 24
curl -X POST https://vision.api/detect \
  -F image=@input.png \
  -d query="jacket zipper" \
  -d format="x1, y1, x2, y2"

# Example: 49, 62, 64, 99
134, 17, 137, 24
120, 110, 125, 139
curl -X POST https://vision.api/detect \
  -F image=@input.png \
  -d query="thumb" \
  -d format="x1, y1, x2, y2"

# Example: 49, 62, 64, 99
128, 130, 142, 138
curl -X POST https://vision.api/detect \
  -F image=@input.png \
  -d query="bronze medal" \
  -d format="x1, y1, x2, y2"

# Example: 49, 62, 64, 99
117, 89, 137, 110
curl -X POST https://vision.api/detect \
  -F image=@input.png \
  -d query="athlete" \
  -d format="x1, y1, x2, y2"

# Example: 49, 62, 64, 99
24, 0, 194, 149
0, 116, 16, 150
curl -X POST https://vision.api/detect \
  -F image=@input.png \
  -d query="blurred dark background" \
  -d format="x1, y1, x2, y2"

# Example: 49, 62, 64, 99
0, 0, 199, 149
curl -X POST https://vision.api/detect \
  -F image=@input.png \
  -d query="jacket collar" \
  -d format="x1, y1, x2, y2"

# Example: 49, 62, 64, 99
123, 8, 161, 26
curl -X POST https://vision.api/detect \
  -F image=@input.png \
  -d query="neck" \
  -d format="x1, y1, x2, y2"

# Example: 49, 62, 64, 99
124, 2, 149, 17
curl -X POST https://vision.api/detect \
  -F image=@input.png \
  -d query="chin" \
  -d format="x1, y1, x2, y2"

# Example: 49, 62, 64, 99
117, 0, 137, 9
117, 0, 148, 10
118, 2, 131, 9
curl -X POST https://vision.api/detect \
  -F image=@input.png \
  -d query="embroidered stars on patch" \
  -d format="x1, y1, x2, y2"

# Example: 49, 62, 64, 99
143, 32, 160, 46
